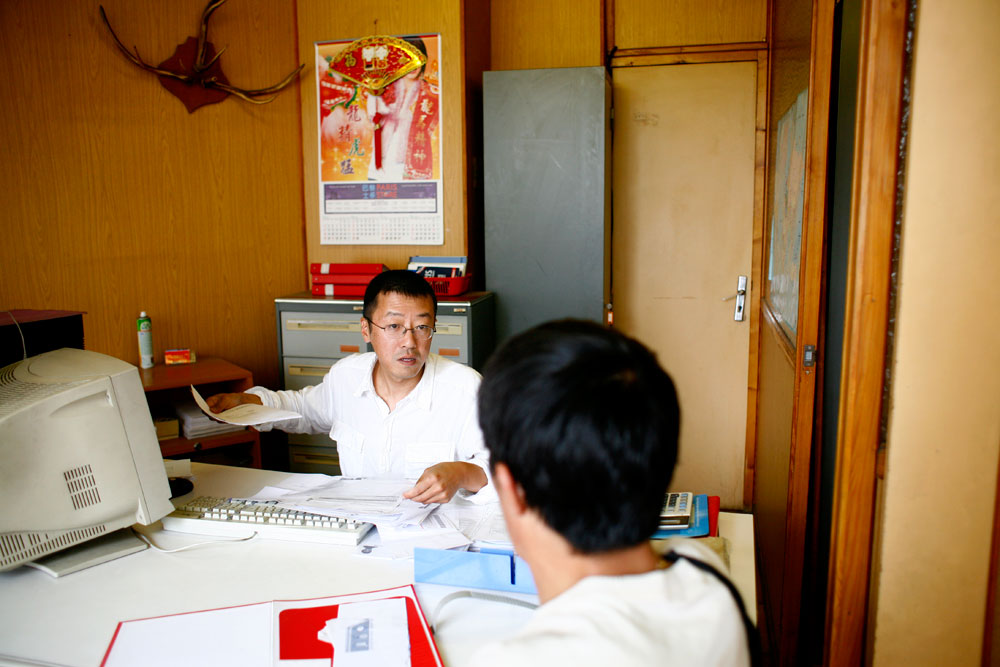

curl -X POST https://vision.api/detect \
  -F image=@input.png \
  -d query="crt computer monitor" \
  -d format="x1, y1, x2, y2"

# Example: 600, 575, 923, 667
0, 347, 173, 574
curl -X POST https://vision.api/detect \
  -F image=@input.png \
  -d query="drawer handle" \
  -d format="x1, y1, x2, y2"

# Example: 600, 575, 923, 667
287, 320, 360, 332
292, 453, 339, 465
434, 323, 463, 336
437, 348, 460, 357
288, 364, 332, 377
340, 344, 360, 353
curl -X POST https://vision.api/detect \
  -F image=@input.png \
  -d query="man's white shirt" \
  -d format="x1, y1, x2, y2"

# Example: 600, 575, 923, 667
248, 352, 494, 502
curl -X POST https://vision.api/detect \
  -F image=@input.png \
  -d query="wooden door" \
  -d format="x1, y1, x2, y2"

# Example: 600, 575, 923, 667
753, 0, 836, 661
612, 61, 758, 510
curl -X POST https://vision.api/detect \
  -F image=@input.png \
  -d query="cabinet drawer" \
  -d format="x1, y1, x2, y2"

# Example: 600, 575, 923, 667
289, 431, 336, 448
283, 357, 337, 390
431, 315, 468, 363
289, 442, 340, 475
281, 311, 366, 358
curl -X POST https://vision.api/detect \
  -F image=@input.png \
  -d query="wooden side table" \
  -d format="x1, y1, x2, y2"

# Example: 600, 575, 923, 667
140, 358, 262, 468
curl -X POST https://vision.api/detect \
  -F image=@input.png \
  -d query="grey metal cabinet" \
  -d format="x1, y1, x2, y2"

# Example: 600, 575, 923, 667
484, 67, 612, 344
274, 291, 495, 474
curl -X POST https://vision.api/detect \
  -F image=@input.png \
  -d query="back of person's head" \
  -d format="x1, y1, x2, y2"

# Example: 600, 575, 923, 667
478, 320, 680, 553
363, 270, 438, 320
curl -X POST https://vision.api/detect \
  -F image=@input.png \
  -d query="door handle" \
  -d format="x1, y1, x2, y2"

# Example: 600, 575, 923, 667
722, 276, 747, 321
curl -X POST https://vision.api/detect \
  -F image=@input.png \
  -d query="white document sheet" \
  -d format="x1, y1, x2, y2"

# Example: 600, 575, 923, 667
257, 478, 437, 528
191, 385, 302, 426
316, 598, 410, 667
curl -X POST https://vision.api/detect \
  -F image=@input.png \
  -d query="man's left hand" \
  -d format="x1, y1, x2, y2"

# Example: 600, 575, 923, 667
403, 462, 487, 504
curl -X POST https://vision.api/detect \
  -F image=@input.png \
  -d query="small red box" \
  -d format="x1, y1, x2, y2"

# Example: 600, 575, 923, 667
164, 349, 196, 365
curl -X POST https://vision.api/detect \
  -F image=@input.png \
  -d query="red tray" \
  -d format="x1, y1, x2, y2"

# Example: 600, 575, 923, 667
426, 275, 471, 296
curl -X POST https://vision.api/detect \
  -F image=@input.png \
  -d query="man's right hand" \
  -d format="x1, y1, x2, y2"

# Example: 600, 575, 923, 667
204, 392, 262, 413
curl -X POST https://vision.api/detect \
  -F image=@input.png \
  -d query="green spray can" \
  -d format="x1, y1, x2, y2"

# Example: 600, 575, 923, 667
137, 311, 154, 368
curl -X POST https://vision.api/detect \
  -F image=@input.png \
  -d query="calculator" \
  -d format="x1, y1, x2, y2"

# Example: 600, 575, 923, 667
658, 492, 694, 529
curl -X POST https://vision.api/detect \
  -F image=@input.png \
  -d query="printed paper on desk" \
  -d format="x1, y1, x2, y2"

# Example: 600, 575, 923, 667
317, 598, 409, 666
273, 585, 442, 667
277, 478, 436, 527
191, 385, 302, 426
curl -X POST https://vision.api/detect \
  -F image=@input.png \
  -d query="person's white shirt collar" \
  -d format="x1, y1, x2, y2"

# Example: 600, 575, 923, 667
355, 352, 437, 412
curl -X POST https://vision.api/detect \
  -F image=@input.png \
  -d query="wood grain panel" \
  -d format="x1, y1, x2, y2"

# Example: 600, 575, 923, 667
824, 0, 906, 662
297, 0, 481, 271
490, 0, 603, 70
0, 0, 305, 389
613, 0, 767, 49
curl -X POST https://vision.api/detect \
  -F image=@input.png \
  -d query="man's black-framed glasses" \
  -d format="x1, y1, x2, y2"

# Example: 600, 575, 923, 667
366, 318, 435, 340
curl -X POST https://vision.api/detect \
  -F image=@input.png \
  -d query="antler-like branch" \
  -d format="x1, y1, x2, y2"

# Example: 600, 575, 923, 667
195, 0, 228, 73
208, 64, 306, 104
99, 3, 304, 106
99, 6, 194, 83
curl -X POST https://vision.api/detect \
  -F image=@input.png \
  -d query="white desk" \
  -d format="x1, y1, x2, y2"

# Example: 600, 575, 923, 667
0, 463, 754, 666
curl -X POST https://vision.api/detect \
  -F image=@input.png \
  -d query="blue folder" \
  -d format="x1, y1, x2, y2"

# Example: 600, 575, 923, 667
414, 547, 537, 595
652, 493, 709, 539
414, 495, 709, 592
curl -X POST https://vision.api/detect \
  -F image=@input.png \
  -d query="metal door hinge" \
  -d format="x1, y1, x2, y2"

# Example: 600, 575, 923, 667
803, 345, 817, 368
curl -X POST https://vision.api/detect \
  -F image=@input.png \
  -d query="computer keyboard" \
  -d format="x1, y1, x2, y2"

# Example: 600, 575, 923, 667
161, 496, 374, 546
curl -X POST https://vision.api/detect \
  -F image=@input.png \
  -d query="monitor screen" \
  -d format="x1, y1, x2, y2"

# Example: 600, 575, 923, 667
0, 348, 172, 573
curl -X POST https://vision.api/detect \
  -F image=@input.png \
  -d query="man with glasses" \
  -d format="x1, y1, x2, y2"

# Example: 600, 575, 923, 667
206, 270, 490, 504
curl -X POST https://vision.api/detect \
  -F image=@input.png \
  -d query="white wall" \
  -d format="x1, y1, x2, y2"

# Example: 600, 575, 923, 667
871, 0, 1000, 663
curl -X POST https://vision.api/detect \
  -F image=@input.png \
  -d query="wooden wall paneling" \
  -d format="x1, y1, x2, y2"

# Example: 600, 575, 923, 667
612, 0, 767, 51
611, 49, 767, 67
462, 1, 491, 288
490, 0, 604, 70
824, 0, 907, 662
297, 0, 477, 270
0, 0, 305, 389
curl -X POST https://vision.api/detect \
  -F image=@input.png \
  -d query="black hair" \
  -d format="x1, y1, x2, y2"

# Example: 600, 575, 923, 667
478, 320, 680, 553
363, 269, 437, 320
401, 35, 428, 58
401, 35, 428, 76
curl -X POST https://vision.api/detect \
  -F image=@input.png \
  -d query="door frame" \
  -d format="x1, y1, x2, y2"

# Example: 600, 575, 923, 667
824, 0, 908, 663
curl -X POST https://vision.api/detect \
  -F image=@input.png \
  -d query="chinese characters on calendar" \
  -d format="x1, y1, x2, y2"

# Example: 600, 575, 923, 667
315, 35, 444, 245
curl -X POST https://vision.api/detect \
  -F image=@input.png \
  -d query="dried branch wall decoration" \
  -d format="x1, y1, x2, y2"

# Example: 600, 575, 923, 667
99, 0, 304, 113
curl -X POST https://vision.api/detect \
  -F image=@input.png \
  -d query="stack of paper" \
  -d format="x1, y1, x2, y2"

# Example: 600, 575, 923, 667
175, 400, 246, 439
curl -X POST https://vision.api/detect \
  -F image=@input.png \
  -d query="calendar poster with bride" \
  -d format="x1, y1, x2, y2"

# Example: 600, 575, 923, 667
315, 34, 443, 245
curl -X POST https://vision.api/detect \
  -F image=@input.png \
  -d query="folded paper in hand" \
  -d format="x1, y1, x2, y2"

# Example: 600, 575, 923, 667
191, 386, 301, 426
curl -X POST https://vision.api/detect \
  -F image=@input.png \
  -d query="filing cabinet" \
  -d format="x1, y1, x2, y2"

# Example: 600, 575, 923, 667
274, 291, 495, 475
